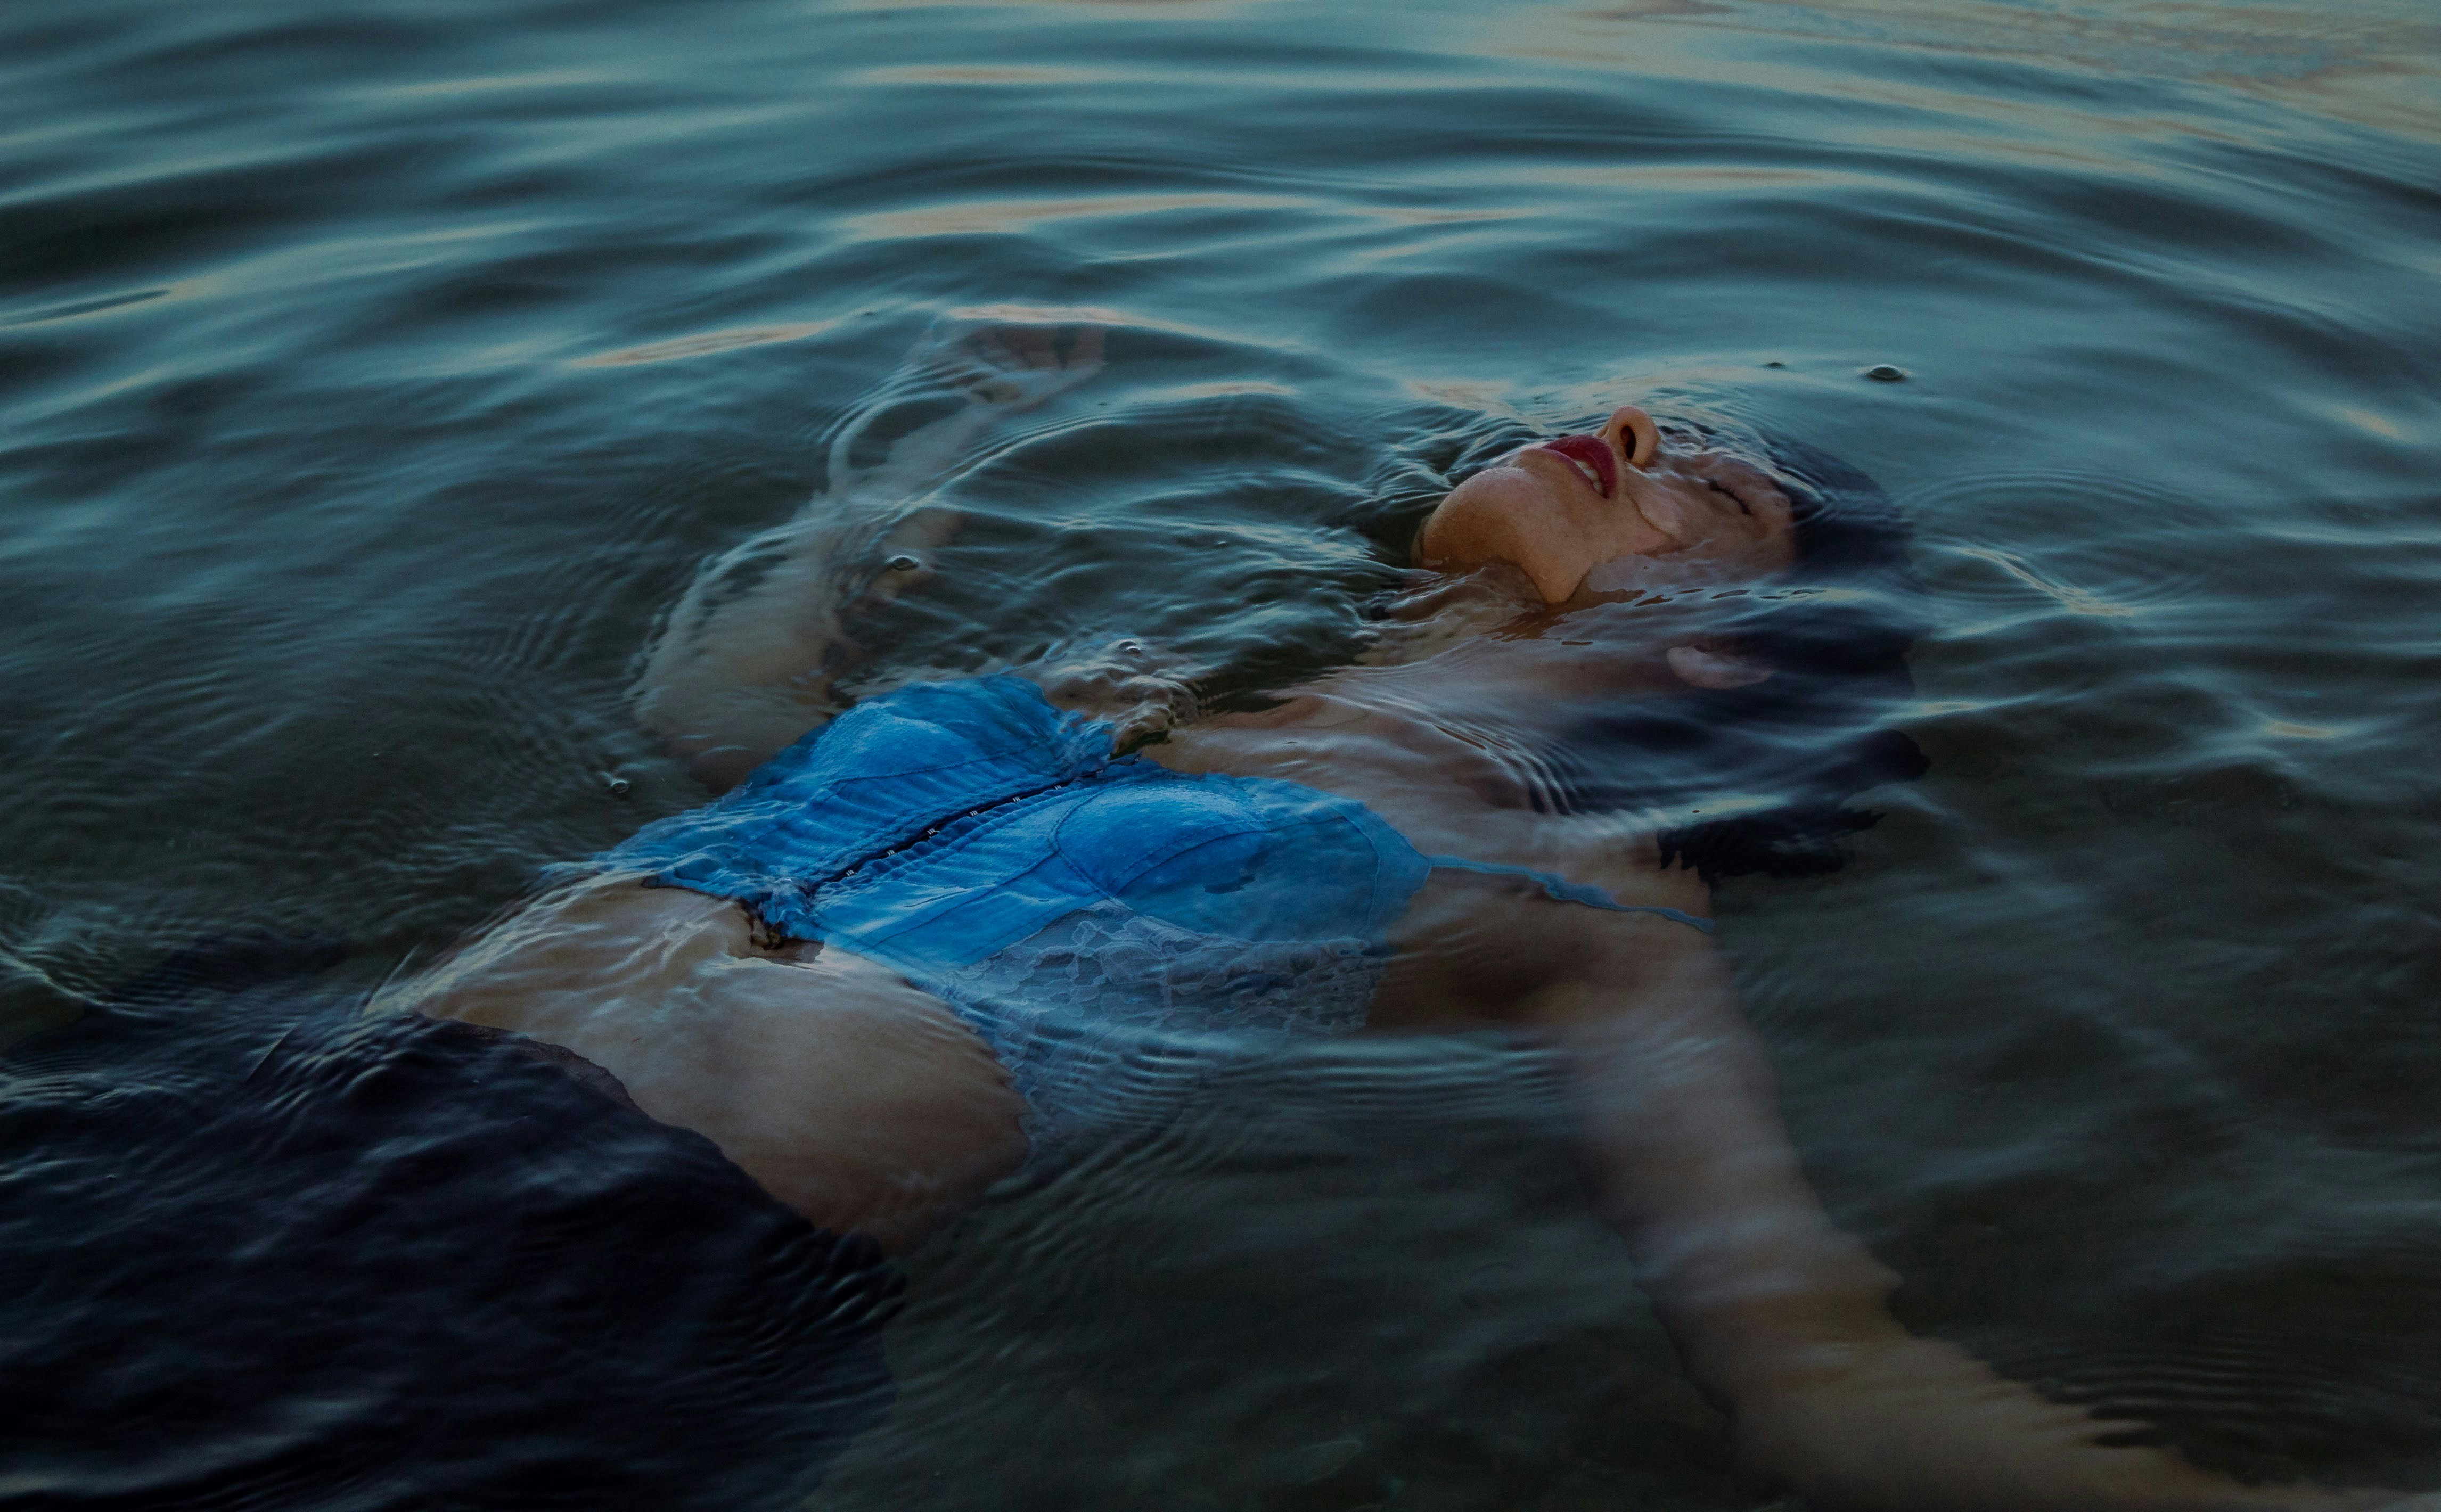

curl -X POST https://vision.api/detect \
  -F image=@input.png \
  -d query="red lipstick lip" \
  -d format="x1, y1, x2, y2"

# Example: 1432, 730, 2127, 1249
1532, 433, 1617, 498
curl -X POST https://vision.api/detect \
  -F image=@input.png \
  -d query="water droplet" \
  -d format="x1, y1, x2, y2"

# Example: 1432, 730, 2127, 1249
1864, 364, 1909, 382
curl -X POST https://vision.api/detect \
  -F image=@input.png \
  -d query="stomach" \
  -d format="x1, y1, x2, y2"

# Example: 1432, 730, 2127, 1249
379, 870, 1029, 1251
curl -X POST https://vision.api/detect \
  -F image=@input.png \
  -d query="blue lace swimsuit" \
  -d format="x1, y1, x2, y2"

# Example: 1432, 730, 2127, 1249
604, 676, 1708, 1145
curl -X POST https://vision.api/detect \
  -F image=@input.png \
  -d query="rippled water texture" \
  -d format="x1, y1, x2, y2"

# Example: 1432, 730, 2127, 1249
4, 0, 2440, 1505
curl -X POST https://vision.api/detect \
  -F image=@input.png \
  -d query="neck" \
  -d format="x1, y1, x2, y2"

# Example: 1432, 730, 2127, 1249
1349, 591, 1689, 713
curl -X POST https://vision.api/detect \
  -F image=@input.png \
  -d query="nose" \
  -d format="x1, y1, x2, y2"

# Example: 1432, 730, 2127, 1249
1603, 405, 1658, 469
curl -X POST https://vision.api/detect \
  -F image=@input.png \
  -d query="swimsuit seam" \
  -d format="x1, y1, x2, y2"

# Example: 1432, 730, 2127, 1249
822, 771, 1090, 889
1048, 782, 1263, 897
751, 752, 1061, 870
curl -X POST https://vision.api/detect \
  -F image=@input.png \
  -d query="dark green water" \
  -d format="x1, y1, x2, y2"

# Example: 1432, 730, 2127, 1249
4, 0, 2439, 1505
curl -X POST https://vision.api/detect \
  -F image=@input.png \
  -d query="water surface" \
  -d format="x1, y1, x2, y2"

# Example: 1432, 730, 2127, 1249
4, 0, 2439, 1504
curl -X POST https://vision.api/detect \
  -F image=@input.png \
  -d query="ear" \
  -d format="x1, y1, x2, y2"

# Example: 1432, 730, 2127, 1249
1665, 643, 1775, 690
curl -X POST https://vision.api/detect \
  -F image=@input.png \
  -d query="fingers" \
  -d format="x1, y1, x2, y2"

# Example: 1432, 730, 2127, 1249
974, 323, 1102, 371
975, 325, 1058, 371
952, 318, 1107, 368
962, 323, 1110, 408
900, 312, 1110, 413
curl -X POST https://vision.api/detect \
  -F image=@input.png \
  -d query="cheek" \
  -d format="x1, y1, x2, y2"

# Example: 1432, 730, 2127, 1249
1628, 487, 1705, 546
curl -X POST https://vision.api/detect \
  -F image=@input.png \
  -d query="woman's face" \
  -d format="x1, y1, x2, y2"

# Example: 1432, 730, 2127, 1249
1415, 406, 1798, 603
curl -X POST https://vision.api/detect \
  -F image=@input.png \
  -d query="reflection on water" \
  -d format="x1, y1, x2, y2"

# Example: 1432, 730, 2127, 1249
2, 0, 2438, 1503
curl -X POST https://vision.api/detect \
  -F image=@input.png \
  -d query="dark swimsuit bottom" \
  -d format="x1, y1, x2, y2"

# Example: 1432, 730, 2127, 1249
605, 676, 1708, 1143
9, 951, 893, 1510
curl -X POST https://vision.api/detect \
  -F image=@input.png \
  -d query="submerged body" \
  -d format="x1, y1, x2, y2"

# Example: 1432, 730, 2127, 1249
383, 323, 2412, 1512
596, 674, 1705, 1138
403, 635, 1725, 1245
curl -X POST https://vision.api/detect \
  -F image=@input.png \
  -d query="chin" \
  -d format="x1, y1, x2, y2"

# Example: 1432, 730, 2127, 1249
1416, 471, 1585, 599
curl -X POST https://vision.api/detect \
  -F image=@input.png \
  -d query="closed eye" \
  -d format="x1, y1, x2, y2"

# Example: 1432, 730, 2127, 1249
1703, 478, 1752, 516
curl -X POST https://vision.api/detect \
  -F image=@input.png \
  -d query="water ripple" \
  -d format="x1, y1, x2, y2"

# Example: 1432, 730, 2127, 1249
4, 0, 2440, 1500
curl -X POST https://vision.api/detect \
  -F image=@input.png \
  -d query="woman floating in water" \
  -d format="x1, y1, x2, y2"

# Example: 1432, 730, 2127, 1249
385, 321, 2419, 1511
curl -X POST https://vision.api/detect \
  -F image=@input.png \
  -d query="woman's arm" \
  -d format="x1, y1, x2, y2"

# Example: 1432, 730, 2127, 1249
1514, 913, 2400, 1512
633, 320, 1104, 788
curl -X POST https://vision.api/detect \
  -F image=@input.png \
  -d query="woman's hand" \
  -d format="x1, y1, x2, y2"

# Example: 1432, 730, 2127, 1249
822, 310, 1109, 500
1028, 636, 1200, 751
905, 310, 1107, 412
637, 312, 1112, 784
1727, 1329, 2402, 1512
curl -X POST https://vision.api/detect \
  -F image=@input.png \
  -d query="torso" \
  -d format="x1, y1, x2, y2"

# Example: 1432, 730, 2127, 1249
1146, 642, 1714, 938
388, 636, 1718, 1233
418, 638, 1715, 1041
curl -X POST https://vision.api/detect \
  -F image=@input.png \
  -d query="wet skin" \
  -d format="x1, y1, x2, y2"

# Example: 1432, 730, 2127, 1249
396, 393, 1783, 1243
1416, 403, 1796, 604
381, 324, 2414, 1512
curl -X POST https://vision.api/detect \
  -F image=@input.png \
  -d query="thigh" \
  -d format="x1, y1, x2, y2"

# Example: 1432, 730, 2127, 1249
378, 872, 1030, 1250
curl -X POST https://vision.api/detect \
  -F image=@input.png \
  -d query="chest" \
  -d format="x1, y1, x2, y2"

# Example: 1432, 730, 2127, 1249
1148, 692, 1688, 916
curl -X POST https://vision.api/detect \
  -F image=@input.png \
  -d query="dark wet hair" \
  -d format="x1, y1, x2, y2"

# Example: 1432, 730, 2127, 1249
1531, 428, 1931, 882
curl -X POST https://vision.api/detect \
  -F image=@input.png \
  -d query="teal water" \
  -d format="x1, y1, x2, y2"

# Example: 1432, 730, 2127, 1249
3, 0, 2439, 1505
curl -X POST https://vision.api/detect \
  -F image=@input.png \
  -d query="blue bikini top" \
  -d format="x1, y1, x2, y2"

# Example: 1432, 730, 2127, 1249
603, 675, 1711, 973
